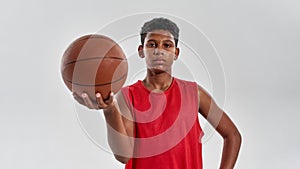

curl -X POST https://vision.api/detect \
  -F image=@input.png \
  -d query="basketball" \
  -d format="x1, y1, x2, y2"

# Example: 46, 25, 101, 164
61, 34, 128, 102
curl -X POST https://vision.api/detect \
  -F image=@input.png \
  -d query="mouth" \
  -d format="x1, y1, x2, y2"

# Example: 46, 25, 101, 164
153, 59, 166, 64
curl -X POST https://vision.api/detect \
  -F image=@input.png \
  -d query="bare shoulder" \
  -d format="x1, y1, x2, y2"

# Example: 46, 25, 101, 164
196, 84, 221, 124
197, 84, 212, 99
196, 84, 215, 109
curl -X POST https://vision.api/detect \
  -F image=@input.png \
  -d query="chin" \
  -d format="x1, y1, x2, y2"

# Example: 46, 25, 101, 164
149, 67, 170, 74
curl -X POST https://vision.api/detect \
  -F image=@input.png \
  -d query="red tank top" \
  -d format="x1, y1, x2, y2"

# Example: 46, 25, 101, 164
121, 78, 203, 169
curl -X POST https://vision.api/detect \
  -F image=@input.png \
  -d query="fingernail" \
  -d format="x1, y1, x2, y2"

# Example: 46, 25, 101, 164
81, 93, 87, 98
96, 93, 101, 97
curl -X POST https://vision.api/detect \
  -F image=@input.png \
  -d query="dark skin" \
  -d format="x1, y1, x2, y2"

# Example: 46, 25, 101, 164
73, 29, 241, 168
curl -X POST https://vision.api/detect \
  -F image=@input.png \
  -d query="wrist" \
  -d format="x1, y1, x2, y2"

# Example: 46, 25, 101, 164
105, 99, 116, 109
103, 100, 117, 115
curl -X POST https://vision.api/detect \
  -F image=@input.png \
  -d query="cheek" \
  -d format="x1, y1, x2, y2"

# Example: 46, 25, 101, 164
145, 57, 153, 65
144, 48, 153, 54
167, 58, 175, 65
165, 49, 176, 56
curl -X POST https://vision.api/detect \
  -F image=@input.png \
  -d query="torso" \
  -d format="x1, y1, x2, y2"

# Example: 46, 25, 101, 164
122, 78, 203, 169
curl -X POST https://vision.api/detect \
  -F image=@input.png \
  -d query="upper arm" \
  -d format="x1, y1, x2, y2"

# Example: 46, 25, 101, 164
197, 85, 222, 127
115, 91, 134, 138
197, 85, 239, 138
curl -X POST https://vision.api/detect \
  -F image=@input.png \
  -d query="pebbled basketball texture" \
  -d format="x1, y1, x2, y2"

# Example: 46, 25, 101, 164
61, 34, 128, 102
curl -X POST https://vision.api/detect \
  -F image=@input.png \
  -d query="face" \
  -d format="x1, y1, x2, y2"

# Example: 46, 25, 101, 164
138, 29, 179, 74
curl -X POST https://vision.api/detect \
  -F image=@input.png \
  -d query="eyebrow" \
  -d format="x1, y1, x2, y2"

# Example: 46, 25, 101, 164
146, 39, 175, 44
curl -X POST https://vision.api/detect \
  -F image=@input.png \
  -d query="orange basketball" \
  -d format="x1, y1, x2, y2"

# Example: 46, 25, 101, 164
61, 34, 128, 102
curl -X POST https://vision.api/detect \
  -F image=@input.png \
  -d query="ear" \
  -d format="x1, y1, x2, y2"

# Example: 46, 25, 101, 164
174, 47, 180, 60
138, 45, 144, 58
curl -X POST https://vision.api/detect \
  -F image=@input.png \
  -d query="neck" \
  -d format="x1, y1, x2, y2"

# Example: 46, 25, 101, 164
143, 69, 173, 92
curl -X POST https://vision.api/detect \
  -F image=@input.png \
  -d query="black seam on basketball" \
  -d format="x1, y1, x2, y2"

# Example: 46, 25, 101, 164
63, 72, 127, 87
64, 57, 127, 67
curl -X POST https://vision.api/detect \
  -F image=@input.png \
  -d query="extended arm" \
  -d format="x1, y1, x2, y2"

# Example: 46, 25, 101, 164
73, 92, 134, 164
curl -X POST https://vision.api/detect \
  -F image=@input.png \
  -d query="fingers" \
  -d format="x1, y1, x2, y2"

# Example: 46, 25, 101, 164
96, 92, 115, 109
105, 92, 114, 105
72, 92, 84, 105
81, 93, 97, 109
73, 92, 115, 110
96, 93, 105, 107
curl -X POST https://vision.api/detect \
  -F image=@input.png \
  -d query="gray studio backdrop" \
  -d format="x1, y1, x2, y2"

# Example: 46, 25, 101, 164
0, 0, 299, 169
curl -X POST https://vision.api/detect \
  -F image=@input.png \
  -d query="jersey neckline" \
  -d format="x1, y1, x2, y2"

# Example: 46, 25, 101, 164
137, 77, 176, 94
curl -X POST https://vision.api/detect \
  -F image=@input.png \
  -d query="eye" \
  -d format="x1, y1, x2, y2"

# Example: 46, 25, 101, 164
146, 42, 156, 48
164, 43, 172, 48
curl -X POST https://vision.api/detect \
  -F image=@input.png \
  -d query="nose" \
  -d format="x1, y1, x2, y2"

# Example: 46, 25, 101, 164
153, 45, 165, 56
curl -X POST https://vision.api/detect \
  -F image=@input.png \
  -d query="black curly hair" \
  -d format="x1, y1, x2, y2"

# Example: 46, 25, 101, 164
140, 17, 180, 47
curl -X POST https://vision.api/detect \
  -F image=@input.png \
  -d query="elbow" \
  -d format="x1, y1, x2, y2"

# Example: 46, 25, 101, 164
224, 129, 242, 146
114, 154, 130, 164
231, 130, 242, 149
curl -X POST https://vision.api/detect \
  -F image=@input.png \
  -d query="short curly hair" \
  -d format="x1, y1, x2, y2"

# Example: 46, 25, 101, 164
140, 17, 180, 47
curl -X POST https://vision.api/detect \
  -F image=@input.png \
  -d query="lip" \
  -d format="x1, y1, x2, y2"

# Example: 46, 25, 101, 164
153, 59, 166, 64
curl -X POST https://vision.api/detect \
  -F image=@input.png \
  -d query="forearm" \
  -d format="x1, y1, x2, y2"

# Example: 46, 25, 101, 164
103, 104, 133, 163
219, 130, 242, 169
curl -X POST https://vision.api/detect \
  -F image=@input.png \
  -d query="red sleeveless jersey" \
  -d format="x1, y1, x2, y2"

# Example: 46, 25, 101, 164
121, 78, 203, 169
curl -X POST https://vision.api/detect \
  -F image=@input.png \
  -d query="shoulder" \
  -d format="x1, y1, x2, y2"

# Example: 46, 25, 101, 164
121, 80, 143, 93
196, 84, 212, 99
173, 78, 199, 102
122, 80, 141, 89
172, 78, 210, 96
174, 77, 197, 88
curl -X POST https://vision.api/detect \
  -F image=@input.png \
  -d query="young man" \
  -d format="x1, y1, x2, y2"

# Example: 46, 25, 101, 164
73, 17, 241, 169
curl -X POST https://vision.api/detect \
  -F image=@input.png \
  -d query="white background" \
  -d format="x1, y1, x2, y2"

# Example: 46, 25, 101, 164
0, 0, 299, 169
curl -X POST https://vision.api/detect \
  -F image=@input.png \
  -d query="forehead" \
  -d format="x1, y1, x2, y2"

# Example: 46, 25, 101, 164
145, 29, 175, 41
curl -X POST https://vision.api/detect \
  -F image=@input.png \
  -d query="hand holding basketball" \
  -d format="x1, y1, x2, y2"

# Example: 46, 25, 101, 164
61, 34, 128, 107
72, 92, 115, 110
